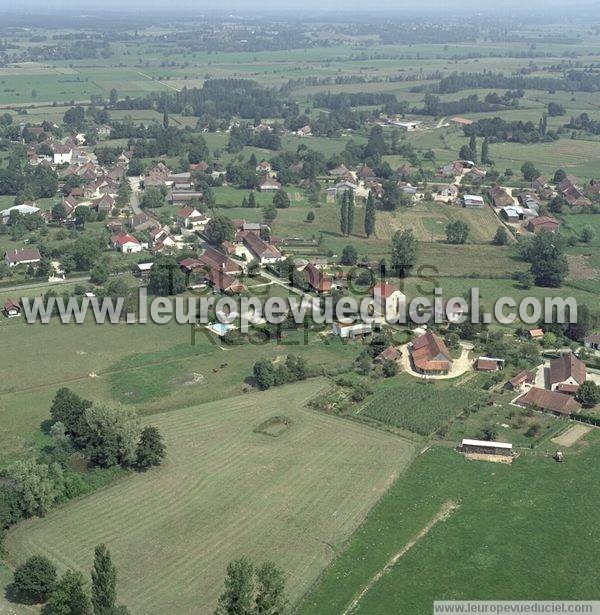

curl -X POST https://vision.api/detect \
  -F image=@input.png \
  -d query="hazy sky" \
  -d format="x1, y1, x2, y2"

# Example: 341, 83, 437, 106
0, 0, 596, 12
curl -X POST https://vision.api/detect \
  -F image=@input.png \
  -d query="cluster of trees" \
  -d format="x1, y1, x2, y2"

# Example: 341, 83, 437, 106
0, 158, 58, 201
518, 230, 568, 287
228, 125, 281, 152
312, 91, 396, 111
445, 220, 470, 244
252, 355, 308, 390
422, 70, 600, 96
566, 112, 600, 135
416, 92, 519, 117
10, 544, 129, 614
48, 388, 165, 470
464, 117, 558, 144
113, 79, 292, 120
215, 557, 287, 615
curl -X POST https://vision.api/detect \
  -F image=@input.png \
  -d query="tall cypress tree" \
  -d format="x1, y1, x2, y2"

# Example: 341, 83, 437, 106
340, 191, 348, 236
347, 189, 355, 236
91, 544, 117, 615
162, 109, 169, 130
364, 191, 376, 237
468, 134, 477, 160
481, 137, 490, 165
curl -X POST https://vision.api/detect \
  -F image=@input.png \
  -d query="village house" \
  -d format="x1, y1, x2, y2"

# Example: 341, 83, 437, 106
517, 387, 581, 416
374, 345, 402, 366
410, 330, 453, 375
131, 212, 160, 233
150, 228, 178, 253
528, 328, 544, 341
144, 162, 171, 187
475, 357, 505, 372
0, 203, 40, 225
488, 186, 514, 209
584, 333, 600, 352
110, 232, 142, 254
505, 369, 535, 393
207, 268, 246, 294
258, 176, 282, 192
239, 232, 284, 265
176, 206, 209, 231
256, 160, 274, 176
296, 125, 312, 137
303, 262, 332, 294
92, 194, 115, 215
371, 282, 406, 323
197, 247, 244, 276
549, 353, 586, 392
449, 117, 473, 127
531, 176, 549, 192
5, 248, 41, 268
332, 321, 373, 339
4, 298, 21, 318
527, 216, 560, 234
52, 144, 73, 165
462, 194, 485, 208
168, 190, 204, 204
437, 184, 459, 202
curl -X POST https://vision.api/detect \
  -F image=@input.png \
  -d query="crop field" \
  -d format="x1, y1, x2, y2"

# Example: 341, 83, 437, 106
298, 437, 600, 614
358, 376, 484, 435
4, 381, 416, 614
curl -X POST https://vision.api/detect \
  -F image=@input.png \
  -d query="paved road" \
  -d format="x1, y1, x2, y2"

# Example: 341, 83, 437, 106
128, 177, 142, 215
0, 275, 90, 294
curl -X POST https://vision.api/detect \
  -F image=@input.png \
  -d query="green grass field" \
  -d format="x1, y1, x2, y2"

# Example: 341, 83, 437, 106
3, 381, 416, 614
298, 435, 600, 614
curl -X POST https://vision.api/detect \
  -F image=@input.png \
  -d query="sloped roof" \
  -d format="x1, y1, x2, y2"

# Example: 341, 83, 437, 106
549, 353, 586, 385
518, 387, 581, 415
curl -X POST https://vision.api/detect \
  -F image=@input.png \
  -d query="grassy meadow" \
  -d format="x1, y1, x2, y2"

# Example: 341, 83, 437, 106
298, 436, 600, 614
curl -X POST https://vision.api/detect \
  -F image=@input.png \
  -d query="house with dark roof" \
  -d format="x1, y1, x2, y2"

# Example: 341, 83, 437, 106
475, 357, 504, 372
584, 333, 600, 352
4, 298, 21, 318
527, 216, 559, 234
410, 331, 453, 375
5, 248, 41, 267
517, 387, 581, 416
549, 353, 586, 391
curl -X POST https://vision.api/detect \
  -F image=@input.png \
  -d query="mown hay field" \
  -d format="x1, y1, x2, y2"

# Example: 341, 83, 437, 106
4, 381, 415, 614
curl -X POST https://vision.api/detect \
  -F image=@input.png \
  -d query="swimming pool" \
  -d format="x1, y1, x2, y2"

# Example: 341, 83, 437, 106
207, 322, 235, 336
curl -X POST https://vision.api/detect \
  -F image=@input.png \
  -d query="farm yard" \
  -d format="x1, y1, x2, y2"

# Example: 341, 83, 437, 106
3, 381, 416, 614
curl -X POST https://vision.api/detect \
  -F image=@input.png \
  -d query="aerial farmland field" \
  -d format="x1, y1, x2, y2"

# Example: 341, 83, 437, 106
4, 381, 416, 614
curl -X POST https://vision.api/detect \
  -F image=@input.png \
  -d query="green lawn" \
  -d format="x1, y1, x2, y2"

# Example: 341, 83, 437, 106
298, 435, 600, 614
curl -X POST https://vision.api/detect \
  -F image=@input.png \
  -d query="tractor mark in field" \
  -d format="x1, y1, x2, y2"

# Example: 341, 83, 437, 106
136, 71, 181, 92
342, 500, 459, 615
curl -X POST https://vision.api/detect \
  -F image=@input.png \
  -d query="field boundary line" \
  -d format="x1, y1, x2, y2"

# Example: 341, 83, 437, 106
342, 499, 459, 615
